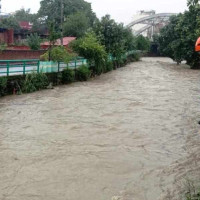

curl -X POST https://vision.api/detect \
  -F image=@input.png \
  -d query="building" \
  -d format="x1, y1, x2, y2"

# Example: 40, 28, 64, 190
40, 37, 76, 49
0, 28, 14, 44
19, 21, 33, 30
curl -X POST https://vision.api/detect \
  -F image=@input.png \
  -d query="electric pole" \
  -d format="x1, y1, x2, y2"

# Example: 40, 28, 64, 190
60, 0, 64, 46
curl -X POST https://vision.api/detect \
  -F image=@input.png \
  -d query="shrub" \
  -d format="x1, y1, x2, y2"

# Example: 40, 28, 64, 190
135, 35, 150, 51
62, 68, 75, 83
40, 46, 75, 62
0, 77, 7, 96
76, 65, 91, 81
105, 61, 113, 72
27, 33, 41, 50
132, 52, 141, 61
22, 73, 49, 93
127, 52, 141, 62
40, 52, 49, 61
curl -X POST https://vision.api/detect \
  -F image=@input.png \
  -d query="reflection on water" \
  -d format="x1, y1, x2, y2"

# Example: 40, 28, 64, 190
0, 57, 200, 200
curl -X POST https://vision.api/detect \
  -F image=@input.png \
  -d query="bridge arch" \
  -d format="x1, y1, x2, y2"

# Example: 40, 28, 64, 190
127, 13, 177, 38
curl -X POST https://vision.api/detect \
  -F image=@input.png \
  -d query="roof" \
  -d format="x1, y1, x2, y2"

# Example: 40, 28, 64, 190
41, 37, 76, 46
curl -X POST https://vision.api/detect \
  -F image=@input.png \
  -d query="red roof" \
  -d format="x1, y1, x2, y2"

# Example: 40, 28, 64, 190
41, 37, 76, 47
19, 21, 33, 30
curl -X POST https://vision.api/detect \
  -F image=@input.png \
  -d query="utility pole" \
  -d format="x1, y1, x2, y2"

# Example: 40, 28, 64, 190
60, 0, 64, 46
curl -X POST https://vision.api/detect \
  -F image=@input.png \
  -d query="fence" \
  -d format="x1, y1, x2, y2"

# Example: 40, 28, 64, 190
0, 58, 88, 77
0, 51, 139, 77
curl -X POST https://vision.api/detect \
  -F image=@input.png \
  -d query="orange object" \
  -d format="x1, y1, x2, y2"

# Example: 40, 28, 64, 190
195, 37, 200, 52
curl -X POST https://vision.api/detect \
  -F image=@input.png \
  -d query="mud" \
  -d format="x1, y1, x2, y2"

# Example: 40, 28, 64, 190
0, 57, 200, 200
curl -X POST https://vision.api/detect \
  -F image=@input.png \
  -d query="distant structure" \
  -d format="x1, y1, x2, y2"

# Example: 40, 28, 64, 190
127, 10, 176, 39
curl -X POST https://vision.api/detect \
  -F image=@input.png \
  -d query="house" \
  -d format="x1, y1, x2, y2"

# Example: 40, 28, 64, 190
40, 37, 76, 49
19, 21, 33, 30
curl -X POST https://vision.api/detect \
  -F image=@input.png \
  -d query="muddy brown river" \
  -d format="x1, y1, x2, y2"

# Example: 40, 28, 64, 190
0, 57, 200, 200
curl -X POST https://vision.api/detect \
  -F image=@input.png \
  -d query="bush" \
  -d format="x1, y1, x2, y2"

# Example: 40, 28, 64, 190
135, 35, 150, 51
0, 77, 7, 96
40, 46, 75, 62
76, 65, 91, 81
62, 68, 75, 83
127, 52, 141, 62
132, 52, 141, 61
105, 61, 113, 72
27, 33, 41, 50
22, 73, 49, 93
40, 52, 49, 61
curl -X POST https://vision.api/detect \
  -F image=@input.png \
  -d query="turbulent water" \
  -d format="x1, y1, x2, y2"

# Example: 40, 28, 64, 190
0, 57, 200, 200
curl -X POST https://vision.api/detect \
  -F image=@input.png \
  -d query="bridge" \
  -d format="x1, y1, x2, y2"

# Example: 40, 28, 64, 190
127, 13, 177, 38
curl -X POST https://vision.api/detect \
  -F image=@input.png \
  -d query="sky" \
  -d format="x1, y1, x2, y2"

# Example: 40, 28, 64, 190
2, 0, 188, 24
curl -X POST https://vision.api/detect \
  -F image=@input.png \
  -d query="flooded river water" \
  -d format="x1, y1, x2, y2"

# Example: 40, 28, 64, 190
1, 57, 200, 200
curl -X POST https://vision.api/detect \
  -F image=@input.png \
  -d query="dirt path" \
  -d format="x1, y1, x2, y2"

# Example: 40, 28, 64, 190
0, 57, 200, 200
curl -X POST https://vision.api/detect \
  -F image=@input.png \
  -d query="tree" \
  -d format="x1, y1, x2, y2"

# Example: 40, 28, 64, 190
0, 16, 20, 30
38, 0, 96, 31
63, 12, 89, 38
70, 32, 107, 75
157, 0, 200, 68
135, 35, 150, 51
93, 15, 135, 60
48, 21, 60, 61
27, 33, 41, 50
123, 28, 136, 52
158, 15, 183, 63
14, 8, 34, 22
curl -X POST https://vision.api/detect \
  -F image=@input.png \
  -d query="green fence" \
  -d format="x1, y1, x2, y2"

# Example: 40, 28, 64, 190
0, 59, 40, 77
0, 51, 138, 77
0, 58, 88, 77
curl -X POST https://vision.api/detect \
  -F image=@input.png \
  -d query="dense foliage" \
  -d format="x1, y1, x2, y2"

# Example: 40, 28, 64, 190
70, 32, 107, 75
62, 68, 75, 83
0, 77, 7, 96
135, 35, 150, 51
38, 0, 96, 31
157, 0, 200, 68
40, 46, 75, 62
22, 73, 49, 93
63, 12, 90, 38
0, 16, 20, 30
27, 33, 41, 50
93, 15, 136, 60
75, 65, 91, 81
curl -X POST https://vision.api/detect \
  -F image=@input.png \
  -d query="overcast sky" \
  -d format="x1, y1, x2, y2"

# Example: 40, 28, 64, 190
2, 0, 188, 24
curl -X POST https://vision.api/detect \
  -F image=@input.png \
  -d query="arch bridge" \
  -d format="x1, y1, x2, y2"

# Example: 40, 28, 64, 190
127, 13, 177, 39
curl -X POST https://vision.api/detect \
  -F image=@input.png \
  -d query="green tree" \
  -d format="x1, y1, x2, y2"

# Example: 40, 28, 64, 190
93, 15, 135, 60
158, 15, 183, 63
135, 35, 150, 51
63, 12, 90, 38
38, 0, 96, 30
71, 32, 107, 75
157, 0, 200, 68
123, 28, 136, 51
0, 16, 20, 30
27, 33, 41, 50
14, 8, 34, 22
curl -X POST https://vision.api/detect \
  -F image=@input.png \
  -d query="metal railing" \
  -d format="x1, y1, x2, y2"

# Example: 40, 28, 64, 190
0, 51, 138, 77
0, 59, 40, 76
0, 58, 88, 77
